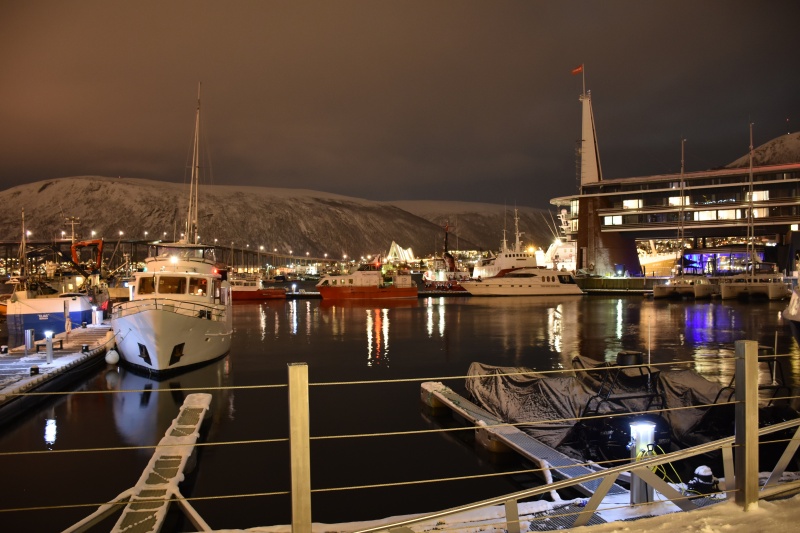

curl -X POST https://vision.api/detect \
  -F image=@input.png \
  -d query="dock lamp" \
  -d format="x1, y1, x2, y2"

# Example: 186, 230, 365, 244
629, 421, 656, 505
44, 330, 54, 365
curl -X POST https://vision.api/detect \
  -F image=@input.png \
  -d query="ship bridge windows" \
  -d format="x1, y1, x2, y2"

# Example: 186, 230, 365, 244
138, 276, 156, 294
158, 275, 187, 294
189, 277, 208, 296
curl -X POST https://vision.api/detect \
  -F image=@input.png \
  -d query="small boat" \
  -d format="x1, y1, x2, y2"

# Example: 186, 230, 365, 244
422, 224, 470, 291
316, 261, 418, 300
717, 267, 792, 300
652, 274, 716, 299
461, 267, 584, 297
230, 275, 287, 301
110, 85, 233, 377
466, 350, 799, 469
717, 126, 791, 302
472, 209, 539, 279
5, 210, 94, 344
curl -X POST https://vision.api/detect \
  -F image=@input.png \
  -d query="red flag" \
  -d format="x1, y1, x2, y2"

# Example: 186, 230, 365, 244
572, 64, 584, 75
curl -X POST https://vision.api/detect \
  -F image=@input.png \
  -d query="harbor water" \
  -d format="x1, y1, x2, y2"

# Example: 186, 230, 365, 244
1, 294, 799, 531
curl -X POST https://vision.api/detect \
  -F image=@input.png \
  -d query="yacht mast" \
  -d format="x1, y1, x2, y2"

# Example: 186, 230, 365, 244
747, 123, 755, 280
185, 83, 201, 244
678, 138, 686, 277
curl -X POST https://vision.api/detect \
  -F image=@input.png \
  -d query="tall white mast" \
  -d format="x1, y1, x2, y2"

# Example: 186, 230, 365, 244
747, 123, 755, 280
185, 83, 201, 244
678, 138, 686, 277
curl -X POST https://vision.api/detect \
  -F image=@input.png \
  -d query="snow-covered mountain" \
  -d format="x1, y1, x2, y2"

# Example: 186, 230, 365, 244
0, 176, 556, 258
726, 131, 800, 168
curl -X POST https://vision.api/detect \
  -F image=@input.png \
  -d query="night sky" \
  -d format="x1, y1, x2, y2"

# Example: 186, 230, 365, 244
2, 1, 799, 209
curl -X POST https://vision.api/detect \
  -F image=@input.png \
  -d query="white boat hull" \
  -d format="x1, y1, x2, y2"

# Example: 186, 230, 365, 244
719, 279, 792, 300
462, 269, 584, 297
112, 299, 232, 375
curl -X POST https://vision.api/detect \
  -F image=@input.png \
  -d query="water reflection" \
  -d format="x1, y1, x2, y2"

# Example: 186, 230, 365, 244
236, 296, 800, 388
110, 358, 232, 453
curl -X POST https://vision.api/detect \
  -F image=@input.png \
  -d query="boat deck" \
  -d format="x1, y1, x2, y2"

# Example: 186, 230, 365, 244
421, 381, 629, 498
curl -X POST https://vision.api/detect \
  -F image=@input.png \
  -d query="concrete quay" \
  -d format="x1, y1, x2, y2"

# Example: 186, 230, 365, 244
0, 323, 114, 426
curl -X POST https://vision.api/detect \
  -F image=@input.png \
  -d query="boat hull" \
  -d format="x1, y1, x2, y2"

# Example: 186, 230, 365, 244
6, 294, 94, 343
317, 286, 418, 300
111, 300, 232, 376
461, 269, 584, 297
462, 283, 584, 296
231, 288, 287, 301
719, 280, 791, 300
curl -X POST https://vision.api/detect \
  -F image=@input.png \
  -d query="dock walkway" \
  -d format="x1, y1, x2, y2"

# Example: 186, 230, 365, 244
421, 381, 629, 498
63, 393, 213, 533
0, 323, 113, 425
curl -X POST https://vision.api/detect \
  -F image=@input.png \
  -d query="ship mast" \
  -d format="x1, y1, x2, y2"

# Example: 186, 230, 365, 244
747, 123, 755, 280
185, 83, 201, 244
678, 138, 686, 277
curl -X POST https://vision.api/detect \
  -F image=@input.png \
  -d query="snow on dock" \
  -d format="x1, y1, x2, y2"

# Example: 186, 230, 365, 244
64, 393, 213, 533
0, 324, 113, 424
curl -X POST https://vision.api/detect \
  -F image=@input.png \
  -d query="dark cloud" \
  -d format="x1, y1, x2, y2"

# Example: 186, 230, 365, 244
1, 1, 799, 208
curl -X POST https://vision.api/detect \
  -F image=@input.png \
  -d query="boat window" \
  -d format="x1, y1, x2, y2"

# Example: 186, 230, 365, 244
189, 277, 208, 296
158, 276, 187, 294
139, 276, 156, 294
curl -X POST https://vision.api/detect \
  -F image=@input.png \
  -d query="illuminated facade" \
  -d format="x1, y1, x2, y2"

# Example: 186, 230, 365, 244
549, 162, 800, 276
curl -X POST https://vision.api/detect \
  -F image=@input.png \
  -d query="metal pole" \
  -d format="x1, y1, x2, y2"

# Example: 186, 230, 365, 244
734, 340, 758, 510
288, 363, 312, 532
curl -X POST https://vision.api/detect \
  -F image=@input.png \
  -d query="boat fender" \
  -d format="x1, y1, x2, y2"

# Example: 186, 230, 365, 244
105, 349, 120, 365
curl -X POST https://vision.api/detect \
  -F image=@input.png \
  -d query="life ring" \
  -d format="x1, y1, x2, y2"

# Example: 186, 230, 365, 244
588, 263, 595, 271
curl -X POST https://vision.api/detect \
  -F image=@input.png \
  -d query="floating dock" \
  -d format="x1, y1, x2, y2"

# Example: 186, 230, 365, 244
421, 381, 629, 498
0, 323, 114, 426
63, 393, 212, 533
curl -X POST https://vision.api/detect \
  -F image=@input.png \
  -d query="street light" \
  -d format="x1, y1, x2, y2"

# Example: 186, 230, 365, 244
91, 230, 96, 238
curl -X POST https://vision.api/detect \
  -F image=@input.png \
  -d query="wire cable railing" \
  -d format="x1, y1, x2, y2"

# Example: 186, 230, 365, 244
1, 341, 799, 530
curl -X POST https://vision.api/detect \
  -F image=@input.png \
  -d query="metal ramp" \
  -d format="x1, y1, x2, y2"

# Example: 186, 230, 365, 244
422, 382, 629, 497
63, 393, 213, 533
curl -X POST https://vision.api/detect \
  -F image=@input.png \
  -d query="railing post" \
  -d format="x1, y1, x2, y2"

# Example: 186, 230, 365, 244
288, 363, 312, 532
734, 340, 758, 510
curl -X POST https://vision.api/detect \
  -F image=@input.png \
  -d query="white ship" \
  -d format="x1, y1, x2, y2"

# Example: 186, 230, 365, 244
111, 86, 233, 376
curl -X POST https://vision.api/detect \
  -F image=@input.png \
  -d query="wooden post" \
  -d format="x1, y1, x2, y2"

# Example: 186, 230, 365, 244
734, 340, 758, 510
288, 363, 312, 531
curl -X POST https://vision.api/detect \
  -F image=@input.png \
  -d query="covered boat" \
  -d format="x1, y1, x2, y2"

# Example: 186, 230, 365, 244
466, 352, 799, 468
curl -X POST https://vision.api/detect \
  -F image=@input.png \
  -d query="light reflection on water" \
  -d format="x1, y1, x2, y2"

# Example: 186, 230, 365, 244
235, 296, 800, 389
1, 295, 799, 532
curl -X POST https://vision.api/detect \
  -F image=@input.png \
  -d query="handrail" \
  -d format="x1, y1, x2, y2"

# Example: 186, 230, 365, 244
112, 297, 227, 321
353, 417, 800, 533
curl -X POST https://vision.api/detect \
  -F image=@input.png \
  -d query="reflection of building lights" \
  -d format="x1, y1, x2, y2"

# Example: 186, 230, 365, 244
44, 419, 57, 445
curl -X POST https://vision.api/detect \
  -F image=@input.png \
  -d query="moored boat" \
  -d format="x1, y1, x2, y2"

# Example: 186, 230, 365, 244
783, 287, 800, 346
472, 209, 539, 279
110, 86, 233, 376
230, 275, 287, 301
652, 274, 716, 299
422, 224, 470, 291
316, 263, 418, 299
460, 266, 584, 297
5, 209, 94, 344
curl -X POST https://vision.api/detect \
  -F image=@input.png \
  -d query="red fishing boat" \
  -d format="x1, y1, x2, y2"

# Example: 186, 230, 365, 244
315, 261, 418, 300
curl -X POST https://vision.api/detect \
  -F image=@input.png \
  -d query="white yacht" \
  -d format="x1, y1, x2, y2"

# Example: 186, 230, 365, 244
461, 267, 584, 297
472, 209, 539, 279
110, 86, 233, 376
